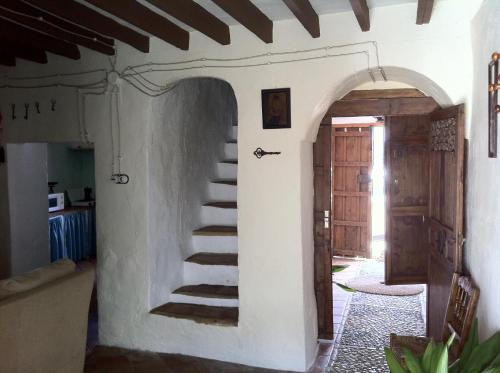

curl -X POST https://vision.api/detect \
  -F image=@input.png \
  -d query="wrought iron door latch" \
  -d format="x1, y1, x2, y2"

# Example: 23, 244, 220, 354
253, 147, 281, 159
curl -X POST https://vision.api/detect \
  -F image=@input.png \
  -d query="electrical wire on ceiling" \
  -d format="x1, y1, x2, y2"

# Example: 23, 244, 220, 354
0, 40, 387, 92
0, 40, 388, 183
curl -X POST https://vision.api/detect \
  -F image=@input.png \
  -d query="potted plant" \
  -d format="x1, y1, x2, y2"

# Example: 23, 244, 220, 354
385, 320, 500, 373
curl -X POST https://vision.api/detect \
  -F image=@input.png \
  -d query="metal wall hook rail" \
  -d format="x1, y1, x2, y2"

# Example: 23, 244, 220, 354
253, 147, 281, 159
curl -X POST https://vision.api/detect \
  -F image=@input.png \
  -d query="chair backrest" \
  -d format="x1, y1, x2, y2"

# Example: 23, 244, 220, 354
442, 273, 480, 359
0, 268, 95, 373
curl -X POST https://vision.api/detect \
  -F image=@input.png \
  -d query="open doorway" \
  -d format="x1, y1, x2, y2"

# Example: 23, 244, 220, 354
47, 142, 98, 353
314, 89, 465, 370
4, 141, 98, 352
330, 116, 385, 262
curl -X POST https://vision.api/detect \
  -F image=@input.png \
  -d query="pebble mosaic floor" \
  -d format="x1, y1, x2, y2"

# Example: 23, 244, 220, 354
327, 260, 426, 373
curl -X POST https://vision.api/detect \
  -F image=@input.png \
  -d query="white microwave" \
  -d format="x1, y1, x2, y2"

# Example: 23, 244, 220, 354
48, 193, 64, 212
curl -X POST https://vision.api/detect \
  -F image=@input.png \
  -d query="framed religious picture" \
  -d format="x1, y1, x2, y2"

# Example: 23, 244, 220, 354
261, 88, 291, 129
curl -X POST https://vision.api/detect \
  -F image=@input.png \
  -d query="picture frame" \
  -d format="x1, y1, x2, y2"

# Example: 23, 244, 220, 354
261, 88, 291, 129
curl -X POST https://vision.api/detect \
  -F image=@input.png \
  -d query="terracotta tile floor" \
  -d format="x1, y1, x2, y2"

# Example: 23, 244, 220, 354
85, 346, 292, 373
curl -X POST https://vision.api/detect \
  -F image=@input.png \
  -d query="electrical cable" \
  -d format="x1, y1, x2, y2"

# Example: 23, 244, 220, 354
109, 88, 115, 179
0, 80, 107, 89
121, 41, 382, 72
4, 70, 107, 81
0, 40, 387, 184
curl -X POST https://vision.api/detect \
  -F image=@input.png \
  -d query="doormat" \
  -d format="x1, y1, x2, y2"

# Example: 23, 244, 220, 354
346, 275, 424, 296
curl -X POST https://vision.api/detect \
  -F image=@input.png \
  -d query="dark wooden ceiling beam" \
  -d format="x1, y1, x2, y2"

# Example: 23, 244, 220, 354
327, 97, 439, 117
21, 0, 149, 52
0, 0, 114, 46
416, 0, 434, 24
0, 38, 47, 64
0, 53, 16, 66
0, 18, 80, 60
349, 0, 370, 32
0, 6, 114, 55
342, 89, 426, 100
282, 0, 319, 38
211, 0, 273, 43
84, 0, 188, 50
146, 0, 230, 45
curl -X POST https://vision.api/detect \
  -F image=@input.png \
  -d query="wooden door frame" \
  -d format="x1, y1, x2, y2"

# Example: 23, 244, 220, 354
314, 89, 439, 340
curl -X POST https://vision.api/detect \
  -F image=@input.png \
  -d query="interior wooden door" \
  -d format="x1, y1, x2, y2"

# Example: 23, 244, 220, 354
313, 124, 333, 340
427, 105, 465, 340
332, 126, 372, 258
385, 115, 430, 284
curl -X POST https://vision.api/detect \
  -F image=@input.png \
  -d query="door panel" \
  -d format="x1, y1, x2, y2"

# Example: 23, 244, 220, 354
332, 126, 372, 258
427, 104, 465, 340
385, 115, 430, 284
313, 124, 333, 340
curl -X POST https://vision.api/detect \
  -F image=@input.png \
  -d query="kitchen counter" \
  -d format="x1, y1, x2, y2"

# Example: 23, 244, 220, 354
49, 206, 94, 218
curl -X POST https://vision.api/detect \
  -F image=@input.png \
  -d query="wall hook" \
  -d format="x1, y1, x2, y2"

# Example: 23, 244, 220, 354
11, 104, 15, 120
50, 99, 56, 111
24, 103, 29, 120
35, 102, 40, 114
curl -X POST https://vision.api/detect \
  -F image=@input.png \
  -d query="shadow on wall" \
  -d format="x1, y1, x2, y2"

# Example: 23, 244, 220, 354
308, 66, 454, 141
147, 77, 237, 309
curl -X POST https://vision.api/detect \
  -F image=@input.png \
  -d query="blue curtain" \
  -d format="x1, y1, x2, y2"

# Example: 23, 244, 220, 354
49, 209, 96, 262
49, 215, 65, 262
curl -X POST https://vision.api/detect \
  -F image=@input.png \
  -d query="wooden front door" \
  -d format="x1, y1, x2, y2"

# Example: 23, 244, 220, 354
427, 105, 465, 340
313, 124, 333, 340
385, 116, 430, 284
332, 126, 372, 258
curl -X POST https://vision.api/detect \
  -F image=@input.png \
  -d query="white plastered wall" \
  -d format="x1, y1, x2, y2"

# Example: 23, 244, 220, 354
0, 0, 484, 370
466, 0, 500, 341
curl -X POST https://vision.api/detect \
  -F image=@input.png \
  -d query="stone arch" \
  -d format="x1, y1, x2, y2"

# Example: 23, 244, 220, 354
307, 66, 453, 141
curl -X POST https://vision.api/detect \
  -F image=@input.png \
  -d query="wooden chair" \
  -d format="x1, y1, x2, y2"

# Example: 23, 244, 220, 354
390, 273, 480, 362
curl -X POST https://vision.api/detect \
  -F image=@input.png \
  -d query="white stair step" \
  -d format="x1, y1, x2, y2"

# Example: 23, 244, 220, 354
192, 235, 238, 253
230, 126, 237, 141
208, 182, 237, 201
184, 262, 238, 286
224, 143, 238, 159
216, 162, 237, 179
201, 205, 237, 226
170, 293, 239, 307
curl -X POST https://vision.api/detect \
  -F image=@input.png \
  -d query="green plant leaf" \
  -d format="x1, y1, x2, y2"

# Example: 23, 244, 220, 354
462, 332, 500, 372
430, 343, 444, 371
435, 344, 449, 373
402, 348, 424, 373
482, 368, 500, 373
458, 318, 479, 370
422, 340, 436, 371
332, 265, 349, 273
333, 281, 356, 292
385, 348, 408, 373
486, 352, 500, 369
446, 332, 456, 349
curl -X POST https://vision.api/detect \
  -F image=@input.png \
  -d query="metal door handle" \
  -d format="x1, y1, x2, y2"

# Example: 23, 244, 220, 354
324, 210, 330, 228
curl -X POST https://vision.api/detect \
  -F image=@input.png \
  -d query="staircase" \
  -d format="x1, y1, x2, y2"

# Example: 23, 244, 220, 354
151, 125, 239, 326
